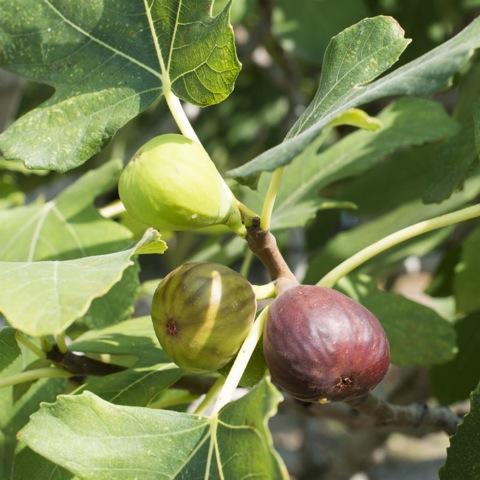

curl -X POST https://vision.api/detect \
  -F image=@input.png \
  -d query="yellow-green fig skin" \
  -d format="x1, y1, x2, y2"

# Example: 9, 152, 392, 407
118, 134, 245, 236
151, 262, 257, 373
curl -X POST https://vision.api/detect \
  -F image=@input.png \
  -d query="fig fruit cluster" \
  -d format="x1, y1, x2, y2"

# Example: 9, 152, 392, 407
263, 285, 390, 402
151, 262, 257, 373
119, 134, 245, 236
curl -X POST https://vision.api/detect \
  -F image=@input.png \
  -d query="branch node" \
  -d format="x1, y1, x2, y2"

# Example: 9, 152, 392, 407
245, 223, 297, 292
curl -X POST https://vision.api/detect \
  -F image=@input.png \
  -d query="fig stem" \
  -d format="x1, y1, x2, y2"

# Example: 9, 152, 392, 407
15, 332, 46, 359
346, 393, 461, 435
210, 307, 269, 416
246, 219, 298, 290
143, 0, 200, 144
0, 367, 72, 389
318, 203, 480, 288
99, 199, 126, 219
55, 333, 68, 354
193, 376, 226, 416
261, 167, 285, 231
252, 282, 276, 300
164, 89, 201, 144
40, 336, 53, 353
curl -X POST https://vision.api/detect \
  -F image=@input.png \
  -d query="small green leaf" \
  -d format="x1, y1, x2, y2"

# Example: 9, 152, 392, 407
455, 227, 480, 314
330, 108, 382, 131
0, 161, 132, 261
288, 16, 410, 137
431, 312, 480, 405
20, 379, 287, 479
440, 381, 480, 479
0, 1, 240, 171
0, 229, 166, 336
0, 327, 20, 373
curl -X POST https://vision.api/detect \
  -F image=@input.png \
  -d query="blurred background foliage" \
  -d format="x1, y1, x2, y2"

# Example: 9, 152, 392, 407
1, 1, 480, 478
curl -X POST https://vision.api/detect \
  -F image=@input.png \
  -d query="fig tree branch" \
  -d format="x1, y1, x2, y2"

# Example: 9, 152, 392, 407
345, 393, 461, 435
246, 218, 298, 291
47, 346, 126, 377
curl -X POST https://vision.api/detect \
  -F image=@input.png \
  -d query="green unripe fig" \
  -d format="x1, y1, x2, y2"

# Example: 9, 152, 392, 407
119, 134, 245, 236
151, 262, 257, 373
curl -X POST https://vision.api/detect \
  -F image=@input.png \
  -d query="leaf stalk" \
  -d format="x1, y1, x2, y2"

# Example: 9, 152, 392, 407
318, 203, 480, 288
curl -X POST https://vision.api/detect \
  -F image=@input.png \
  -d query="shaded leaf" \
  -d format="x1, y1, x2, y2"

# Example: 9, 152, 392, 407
455, 226, 480, 314
0, 327, 20, 373
82, 263, 140, 330
440, 381, 480, 479
304, 158, 480, 282
422, 60, 480, 204
475, 99, 480, 155
431, 312, 480, 404
340, 276, 457, 367
426, 246, 462, 298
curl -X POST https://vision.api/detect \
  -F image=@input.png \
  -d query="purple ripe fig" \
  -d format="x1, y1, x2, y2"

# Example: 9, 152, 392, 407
263, 285, 390, 402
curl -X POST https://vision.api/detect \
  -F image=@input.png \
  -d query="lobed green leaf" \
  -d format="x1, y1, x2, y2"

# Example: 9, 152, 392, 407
20, 378, 287, 479
431, 312, 480, 404
0, 0, 240, 171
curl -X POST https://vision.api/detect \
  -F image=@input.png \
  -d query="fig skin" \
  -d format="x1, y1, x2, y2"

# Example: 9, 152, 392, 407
263, 285, 390, 402
118, 134, 245, 236
151, 262, 257, 373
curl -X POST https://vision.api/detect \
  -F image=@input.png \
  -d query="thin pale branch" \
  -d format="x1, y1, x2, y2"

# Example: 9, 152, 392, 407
346, 393, 461, 435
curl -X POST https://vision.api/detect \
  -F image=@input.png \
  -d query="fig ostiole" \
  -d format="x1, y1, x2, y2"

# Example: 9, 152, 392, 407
151, 262, 257, 373
119, 134, 245, 236
263, 285, 390, 402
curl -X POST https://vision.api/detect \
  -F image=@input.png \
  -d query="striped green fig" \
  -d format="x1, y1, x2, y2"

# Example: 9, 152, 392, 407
118, 134, 246, 236
151, 262, 257, 373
